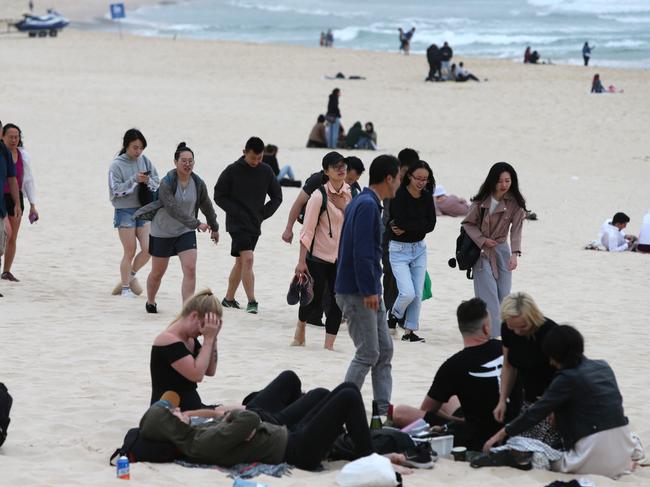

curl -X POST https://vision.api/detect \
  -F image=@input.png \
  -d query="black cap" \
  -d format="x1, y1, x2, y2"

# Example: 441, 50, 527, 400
322, 151, 344, 170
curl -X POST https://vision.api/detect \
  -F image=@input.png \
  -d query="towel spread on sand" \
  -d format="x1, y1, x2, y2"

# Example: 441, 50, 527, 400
173, 459, 293, 478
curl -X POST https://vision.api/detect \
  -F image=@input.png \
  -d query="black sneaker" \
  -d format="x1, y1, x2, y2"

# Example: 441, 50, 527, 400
145, 302, 158, 314
246, 300, 259, 314
403, 442, 435, 469
402, 332, 425, 342
222, 298, 241, 309
387, 311, 404, 329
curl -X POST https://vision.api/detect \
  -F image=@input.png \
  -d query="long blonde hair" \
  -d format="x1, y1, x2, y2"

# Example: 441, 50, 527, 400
171, 289, 222, 324
500, 292, 545, 330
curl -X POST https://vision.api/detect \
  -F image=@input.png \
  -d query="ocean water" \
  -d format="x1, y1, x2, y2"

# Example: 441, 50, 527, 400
83, 0, 650, 68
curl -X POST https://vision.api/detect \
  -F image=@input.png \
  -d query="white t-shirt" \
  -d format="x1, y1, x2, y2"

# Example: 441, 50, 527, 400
599, 219, 628, 252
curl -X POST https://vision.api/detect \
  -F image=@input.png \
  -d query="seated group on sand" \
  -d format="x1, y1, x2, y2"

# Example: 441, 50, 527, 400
124, 289, 644, 479
307, 114, 377, 151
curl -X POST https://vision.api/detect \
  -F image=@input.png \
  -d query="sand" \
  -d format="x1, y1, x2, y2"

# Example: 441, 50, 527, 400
0, 18, 649, 487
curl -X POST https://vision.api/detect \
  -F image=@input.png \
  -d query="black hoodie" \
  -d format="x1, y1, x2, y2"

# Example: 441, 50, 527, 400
214, 157, 282, 236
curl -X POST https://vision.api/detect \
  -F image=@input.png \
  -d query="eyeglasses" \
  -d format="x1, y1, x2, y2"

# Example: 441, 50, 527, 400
330, 162, 347, 170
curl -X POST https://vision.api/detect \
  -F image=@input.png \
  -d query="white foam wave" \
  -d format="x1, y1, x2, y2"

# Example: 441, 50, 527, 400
527, 0, 650, 15
603, 39, 645, 48
227, 0, 366, 18
599, 14, 650, 24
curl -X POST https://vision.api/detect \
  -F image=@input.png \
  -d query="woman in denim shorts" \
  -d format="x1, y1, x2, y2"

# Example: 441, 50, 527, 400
108, 129, 160, 298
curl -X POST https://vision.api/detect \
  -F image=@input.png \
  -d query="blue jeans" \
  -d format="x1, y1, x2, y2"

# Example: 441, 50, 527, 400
277, 165, 295, 181
388, 240, 427, 331
336, 293, 393, 415
113, 207, 147, 229
327, 118, 340, 148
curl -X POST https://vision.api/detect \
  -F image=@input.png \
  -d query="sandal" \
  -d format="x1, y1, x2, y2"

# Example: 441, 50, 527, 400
470, 450, 533, 470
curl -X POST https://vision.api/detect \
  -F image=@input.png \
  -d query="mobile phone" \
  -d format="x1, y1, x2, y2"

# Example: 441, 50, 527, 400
142, 170, 151, 175
29, 212, 39, 224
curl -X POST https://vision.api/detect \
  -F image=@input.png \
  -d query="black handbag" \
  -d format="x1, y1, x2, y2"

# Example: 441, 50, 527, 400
138, 182, 155, 206
449, 208, 485, 279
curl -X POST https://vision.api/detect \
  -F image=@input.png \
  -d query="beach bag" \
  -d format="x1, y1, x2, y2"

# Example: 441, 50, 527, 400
448, 208, 485, 280
0, 383, 12, 447
109, 427, 179, 465
329, 428, 415, 460
336, 453, 399, 487
422, 271, 432, 301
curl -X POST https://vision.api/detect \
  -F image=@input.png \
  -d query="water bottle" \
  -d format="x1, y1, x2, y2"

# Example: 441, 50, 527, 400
116, 455, 130, 480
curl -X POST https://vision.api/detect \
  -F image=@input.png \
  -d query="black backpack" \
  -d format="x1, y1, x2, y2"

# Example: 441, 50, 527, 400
0, 383, 12, 448
297, 185, 328, 225
448, 207, 485, 279
329, 428, 416, 461
109, 427, 179, 465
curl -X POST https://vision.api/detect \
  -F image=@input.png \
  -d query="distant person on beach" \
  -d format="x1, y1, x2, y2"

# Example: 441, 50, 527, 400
306, 114, 327, 148
439, 41, 453, 80
108, 128, 160, 298
529, 50, 540, 64
638, 209, 650, 253
387, 160, 436, 343
135, 143, 219, 313
456, 62, 480, 82
483, 325, 642, 479
582, 42, 593, 66
291, 152, 352, 350
325, 29, 334, 47
524, 46, 531, 63
399, 27, 415, 55
462, 162, 526, 337
356, 122, 377, 150
425, 43, 441, 81
599, 212, 637, 252
320, 31, 326, 47
214, 137, 282, 314
393, 298, 515, 450
434, 185, 470, 217
326, 88, 342, 149
262, 144, 301, 187
383, 149, 417, 334
29, 0, 34, 13
591, 73, 605, 93
336, 155, 401, 415
1, 124, 37, 283
0, 120, 22, 298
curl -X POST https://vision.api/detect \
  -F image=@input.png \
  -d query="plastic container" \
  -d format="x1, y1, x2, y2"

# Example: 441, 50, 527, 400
429, 435, 454, 457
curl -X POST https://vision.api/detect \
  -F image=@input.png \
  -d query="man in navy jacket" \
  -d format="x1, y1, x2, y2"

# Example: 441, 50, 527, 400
335, 155, 400, 414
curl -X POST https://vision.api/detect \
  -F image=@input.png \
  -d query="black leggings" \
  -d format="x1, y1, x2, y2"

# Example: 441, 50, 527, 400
382, 232, 398, 312
284, 382, 373, 470
298, 259, 342, 335
244, 370, 329, 428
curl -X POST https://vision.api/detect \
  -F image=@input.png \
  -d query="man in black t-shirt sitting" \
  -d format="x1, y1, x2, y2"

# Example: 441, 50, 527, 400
393, 298, 513, 450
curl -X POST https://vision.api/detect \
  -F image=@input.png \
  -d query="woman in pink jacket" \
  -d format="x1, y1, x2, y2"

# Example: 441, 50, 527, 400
290, 152, 352, 350
462, 162, 526, 337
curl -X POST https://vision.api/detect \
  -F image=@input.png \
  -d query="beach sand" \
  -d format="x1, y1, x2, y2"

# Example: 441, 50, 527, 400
0, 24, 649, 487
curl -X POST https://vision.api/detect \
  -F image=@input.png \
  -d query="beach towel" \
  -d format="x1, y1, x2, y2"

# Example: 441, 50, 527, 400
173, 459, 293, 479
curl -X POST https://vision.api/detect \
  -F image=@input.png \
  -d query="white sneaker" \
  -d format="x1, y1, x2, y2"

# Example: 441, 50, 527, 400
121, 288, 137, 298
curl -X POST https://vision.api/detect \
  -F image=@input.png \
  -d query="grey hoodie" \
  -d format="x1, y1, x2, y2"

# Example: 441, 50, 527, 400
108, 153, 160, 209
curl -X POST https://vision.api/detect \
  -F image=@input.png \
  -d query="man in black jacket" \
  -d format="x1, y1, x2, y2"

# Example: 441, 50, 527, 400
425, 44, 441, 82
214, 137, 282, 314
439, 42, 453, 80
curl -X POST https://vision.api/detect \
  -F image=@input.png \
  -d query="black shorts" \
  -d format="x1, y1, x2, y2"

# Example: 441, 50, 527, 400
4, 191, 24, 218
149, 231, 196, 258
230, 233, 259, 257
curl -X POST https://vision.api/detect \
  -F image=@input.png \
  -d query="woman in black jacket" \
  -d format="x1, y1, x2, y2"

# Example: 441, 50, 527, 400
483, 325, 641, 479
326, 88, 341, 148
387, 161, 436, 342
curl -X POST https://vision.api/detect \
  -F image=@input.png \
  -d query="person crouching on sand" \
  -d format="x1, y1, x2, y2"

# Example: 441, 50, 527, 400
108, 128, 160, 298
135, 142, 219, 313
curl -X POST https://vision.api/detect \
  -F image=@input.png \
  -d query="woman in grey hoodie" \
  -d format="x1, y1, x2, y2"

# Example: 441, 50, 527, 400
108, 129, 160, 298
135, 142, 219, 313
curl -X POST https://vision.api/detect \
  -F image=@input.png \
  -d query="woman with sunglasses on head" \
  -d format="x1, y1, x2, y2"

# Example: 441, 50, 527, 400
108, 128, 160, 298
135, 142, 219, 313
291, 151, 352, 350
462, 162, 526, 337
1, 123, 37, 283
386, 161, 436, 342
